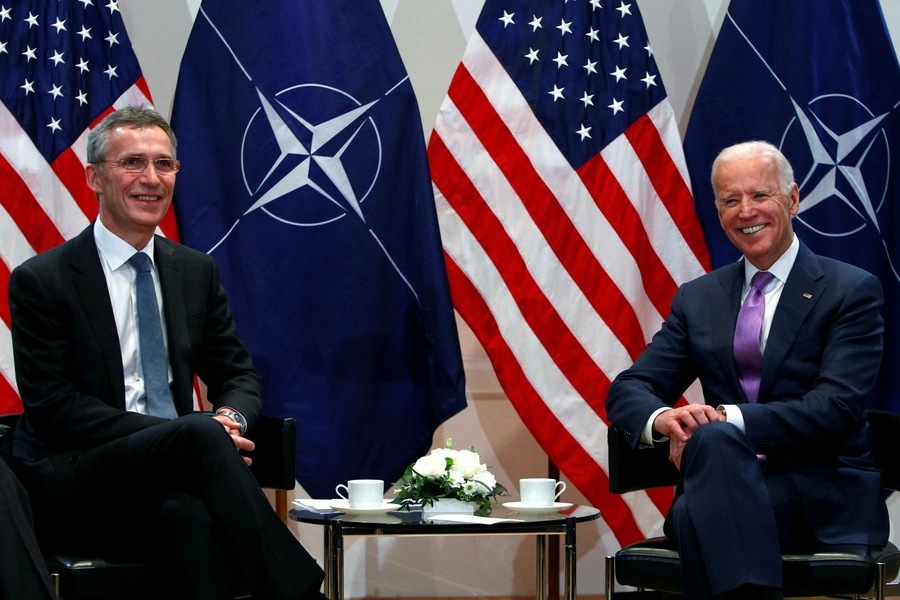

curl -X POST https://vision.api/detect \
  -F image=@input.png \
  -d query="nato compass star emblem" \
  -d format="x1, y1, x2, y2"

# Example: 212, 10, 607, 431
200, 7, 420, 301
780, 96, 899, 282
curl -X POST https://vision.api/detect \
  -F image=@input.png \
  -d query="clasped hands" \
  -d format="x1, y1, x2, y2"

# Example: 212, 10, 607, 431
653, 404, 724, 470
212, 414, 255, 466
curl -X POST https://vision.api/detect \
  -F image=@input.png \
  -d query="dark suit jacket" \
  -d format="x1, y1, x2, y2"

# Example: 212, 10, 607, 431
606, 241, 888, 546
8, 224, 261, 502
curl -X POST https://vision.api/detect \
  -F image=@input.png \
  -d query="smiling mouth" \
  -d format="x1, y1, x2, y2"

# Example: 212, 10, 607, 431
741, 224, 765, 234
134, 195, 160, 202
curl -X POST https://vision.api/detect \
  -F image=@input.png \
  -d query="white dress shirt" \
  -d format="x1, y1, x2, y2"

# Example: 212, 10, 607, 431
641, 234, 801, 444
94, 218, 172, 415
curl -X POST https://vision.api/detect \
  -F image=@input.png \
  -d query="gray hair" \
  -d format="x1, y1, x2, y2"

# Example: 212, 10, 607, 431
711, 140, 794, 197
86, 106, 177, 165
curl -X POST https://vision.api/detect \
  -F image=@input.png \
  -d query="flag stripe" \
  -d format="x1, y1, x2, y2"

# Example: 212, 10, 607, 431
575, 147, 677, 323
432, 100, 636, 381
0, 259, 10, 329
0, 321, 20, 414
442, 252, 652, 546
51, 148, 100, 223
624, 113, 710, 272
0, 104, 91, 241
431, 133, 611, 418
446, 64, 648, 363
461, 35, 675, 345
0, 156, 67, 254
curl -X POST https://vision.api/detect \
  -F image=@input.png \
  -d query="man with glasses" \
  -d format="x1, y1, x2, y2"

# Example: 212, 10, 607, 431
606, 141, 888, 600
8, 107, 324, 600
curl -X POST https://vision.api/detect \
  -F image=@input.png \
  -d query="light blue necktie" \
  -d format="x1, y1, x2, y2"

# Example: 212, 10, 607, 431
733, 271, 775, 404
130, 252, 177, 419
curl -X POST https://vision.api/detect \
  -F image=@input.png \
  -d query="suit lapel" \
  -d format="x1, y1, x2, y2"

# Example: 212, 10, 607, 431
759, 243, 824, 401
155, 238, 193, 413
70, 225, 127, 408
711, 262, 747, 402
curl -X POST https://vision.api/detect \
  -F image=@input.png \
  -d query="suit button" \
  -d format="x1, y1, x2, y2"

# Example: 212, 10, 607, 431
69, 454, 77, 465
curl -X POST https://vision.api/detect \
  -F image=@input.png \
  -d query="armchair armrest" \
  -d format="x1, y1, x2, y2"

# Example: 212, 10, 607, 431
248, 415, 296, 490
0, 423, 11, 463
608, 423, 679, 494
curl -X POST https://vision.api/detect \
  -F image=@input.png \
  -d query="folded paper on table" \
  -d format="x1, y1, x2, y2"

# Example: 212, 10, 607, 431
425, 514, 524, 525
292, 499, 336, 512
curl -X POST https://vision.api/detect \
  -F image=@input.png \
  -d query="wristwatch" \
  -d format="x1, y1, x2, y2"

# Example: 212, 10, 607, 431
215, 408, 247, 436
715, 405, 728, 421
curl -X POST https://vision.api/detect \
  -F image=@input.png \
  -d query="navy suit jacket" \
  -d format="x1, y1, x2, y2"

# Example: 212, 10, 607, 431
8, 224, 261, 498
606, 241, 888, 546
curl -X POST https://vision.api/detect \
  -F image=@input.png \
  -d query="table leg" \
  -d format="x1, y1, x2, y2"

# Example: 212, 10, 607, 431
333, 519, 344, 600
535, 535, 547, 600
323, 525, 333, 599
564, 517, 576, 600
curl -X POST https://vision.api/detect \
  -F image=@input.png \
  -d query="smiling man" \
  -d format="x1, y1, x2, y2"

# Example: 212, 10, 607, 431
606, 141, 888, 600
8, 107, 324, 600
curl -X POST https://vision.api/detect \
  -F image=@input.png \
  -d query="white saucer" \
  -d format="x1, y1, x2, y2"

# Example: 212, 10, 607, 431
328, 499, 400, 514
502, 501, 573, 513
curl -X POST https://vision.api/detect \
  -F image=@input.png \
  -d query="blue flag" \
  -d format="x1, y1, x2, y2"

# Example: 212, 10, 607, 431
170, 0, 466, 497
684, 0, 900, 410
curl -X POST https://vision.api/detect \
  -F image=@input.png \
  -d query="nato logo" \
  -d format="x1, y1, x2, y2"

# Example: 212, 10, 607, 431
198, 7, 420, 299
239, 84, 383, 229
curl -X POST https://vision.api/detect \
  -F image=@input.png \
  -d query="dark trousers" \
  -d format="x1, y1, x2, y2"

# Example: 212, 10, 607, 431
0, 457, 56, 600
33, 414, 322, 600
665, 422, 814, 599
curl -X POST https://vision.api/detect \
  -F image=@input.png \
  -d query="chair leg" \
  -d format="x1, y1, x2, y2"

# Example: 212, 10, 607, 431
605, 555, 615, 599
875, 561, 886, 600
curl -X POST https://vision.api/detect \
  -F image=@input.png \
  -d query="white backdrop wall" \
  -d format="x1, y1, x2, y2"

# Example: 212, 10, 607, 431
117, 1, 900, 596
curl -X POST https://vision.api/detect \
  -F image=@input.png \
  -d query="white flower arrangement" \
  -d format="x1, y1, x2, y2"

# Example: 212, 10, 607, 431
393, 438, 507, 516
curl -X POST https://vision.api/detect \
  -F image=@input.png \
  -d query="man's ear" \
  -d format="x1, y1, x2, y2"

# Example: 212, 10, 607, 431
85, 164, 103, 194
788, 182, 800, 216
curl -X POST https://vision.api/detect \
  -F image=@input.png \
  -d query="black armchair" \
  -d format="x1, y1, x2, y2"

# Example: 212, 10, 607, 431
0, 413, 297, 600
605, 409, 900, 599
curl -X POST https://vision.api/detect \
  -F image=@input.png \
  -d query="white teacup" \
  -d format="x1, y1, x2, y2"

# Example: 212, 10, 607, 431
519, 478, 566, 507
335, 479, 384, 508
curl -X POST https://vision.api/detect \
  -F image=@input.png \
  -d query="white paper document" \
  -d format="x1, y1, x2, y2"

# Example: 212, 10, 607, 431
425, 514, 524, 525
292, 499, 336, 512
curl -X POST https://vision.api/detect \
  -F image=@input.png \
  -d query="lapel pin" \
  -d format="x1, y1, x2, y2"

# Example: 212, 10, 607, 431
802, 293, 812, 299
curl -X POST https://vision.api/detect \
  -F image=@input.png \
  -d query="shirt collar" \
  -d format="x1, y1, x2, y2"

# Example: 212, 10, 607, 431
742, 233, 799, 289
94, 217, 156, 271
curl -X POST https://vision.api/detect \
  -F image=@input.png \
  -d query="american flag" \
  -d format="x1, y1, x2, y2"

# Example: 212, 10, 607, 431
0, 0, 178, 414
429, 0, 710, 547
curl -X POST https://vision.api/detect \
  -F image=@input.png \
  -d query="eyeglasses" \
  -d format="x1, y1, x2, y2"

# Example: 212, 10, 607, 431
96, 156, 180, 175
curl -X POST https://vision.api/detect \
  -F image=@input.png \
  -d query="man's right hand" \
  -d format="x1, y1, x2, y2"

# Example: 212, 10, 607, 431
213, 415, 256, 466
653, 404, 721, 443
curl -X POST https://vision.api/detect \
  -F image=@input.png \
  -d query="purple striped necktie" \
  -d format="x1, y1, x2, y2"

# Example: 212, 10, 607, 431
733, 270, 775, 404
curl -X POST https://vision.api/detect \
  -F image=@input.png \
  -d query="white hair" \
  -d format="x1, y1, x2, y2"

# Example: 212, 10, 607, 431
710, 140, 795, 197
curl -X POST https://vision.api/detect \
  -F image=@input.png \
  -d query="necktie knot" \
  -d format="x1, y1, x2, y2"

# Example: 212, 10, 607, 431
750, 270, 774, 293
130, 251, 152, 273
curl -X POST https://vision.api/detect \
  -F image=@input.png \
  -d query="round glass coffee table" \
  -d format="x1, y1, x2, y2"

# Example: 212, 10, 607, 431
290, 504, 600, 600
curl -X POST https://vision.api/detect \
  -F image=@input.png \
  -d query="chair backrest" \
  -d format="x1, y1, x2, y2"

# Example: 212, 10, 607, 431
608, 409, 900, 494
866, 409, 900, 492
